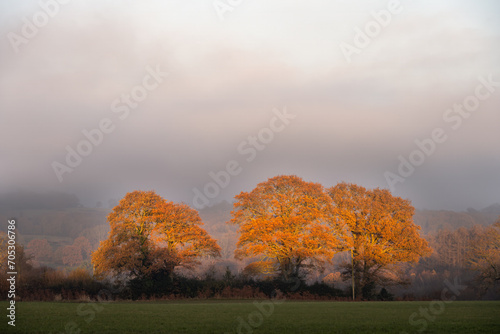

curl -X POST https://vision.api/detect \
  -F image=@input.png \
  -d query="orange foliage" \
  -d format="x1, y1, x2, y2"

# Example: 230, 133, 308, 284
91, 191, 220, 279
229, 175, 347, 280
328, 182, 432, 297
468, 219, 500, 286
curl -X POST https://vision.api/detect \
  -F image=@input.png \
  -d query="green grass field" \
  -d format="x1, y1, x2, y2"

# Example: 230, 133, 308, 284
1, 300, 499, 333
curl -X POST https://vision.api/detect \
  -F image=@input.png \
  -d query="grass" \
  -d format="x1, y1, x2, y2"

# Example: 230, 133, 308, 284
1, 300, 499, 333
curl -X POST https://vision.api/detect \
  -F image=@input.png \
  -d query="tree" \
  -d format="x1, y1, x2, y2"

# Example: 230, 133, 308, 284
430, 226, 479, 270
328, 182, 432, 299
0, 231, 33, 296
91, 190, 220, 281
79, 224, 110, 250
229, 175, 347, 281
61, 245, 84, 266
26, 239, 53, 262
73, 236, 92, 260
467, 218, 500, 292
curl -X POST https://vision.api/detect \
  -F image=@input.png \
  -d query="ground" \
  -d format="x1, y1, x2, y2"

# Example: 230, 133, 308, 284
1, 300, 499, 333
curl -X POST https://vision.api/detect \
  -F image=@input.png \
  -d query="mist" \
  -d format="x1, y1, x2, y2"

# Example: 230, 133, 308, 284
1, 0, 499, 211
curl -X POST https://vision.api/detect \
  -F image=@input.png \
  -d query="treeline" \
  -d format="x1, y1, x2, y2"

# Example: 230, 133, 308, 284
405, 222, 500, 299
88, 178, 434, 302
0, 223, 499, 301
0, 252, 364, 302
1, 180, 499, 301
24, 236, 93, 268
1, 193, 498, 271
0, 240, 347, 301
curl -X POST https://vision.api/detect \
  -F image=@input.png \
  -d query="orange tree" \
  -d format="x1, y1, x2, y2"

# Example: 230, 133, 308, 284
327, 182, 431, 299
91, 191, 220, 283
229, 175, 347, 281
467, 218, 500, 291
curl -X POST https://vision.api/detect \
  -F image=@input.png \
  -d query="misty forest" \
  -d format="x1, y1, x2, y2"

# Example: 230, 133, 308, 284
1, 175, 499, 302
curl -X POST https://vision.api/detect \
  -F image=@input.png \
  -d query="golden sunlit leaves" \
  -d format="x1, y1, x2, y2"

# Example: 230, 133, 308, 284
467, 218, 500, 285
92, 177, 434, 296
91, 190, 220, 279
230, 176, 431, 284
327, 182, 432, 297
230, 175, 348, 280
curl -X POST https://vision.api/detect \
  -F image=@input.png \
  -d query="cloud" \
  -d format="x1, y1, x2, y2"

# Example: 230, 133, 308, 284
0, 1, 499, 210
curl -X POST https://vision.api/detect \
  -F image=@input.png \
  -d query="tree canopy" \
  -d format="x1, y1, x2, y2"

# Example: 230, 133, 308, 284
229, 175, 347, 280
467, 219, 500, 289
328, 182, 432, 299
92, 191, 220, 281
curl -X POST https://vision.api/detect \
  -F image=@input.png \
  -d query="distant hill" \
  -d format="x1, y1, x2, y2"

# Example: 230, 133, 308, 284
414, 203, 500, 235
0, 190, 81, 210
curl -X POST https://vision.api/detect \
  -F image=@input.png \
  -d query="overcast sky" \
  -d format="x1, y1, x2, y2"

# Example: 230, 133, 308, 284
1, 0, 499, 211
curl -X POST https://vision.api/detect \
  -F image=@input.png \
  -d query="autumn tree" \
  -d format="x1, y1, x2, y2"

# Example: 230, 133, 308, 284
229, 175, 347, 281
62, 245, 84, 266
26, 238, 53, 262
91, 191, 220, 282
429, 225, 483, 270
73, 236, 92, 260
328, 182, 432, 299
467, 218, 500, 292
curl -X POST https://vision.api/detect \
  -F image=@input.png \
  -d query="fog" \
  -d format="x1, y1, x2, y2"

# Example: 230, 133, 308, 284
1, 0, 499, 211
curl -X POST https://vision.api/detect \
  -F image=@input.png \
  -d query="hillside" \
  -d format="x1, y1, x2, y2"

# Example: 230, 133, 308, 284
414, 203, 500, 235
